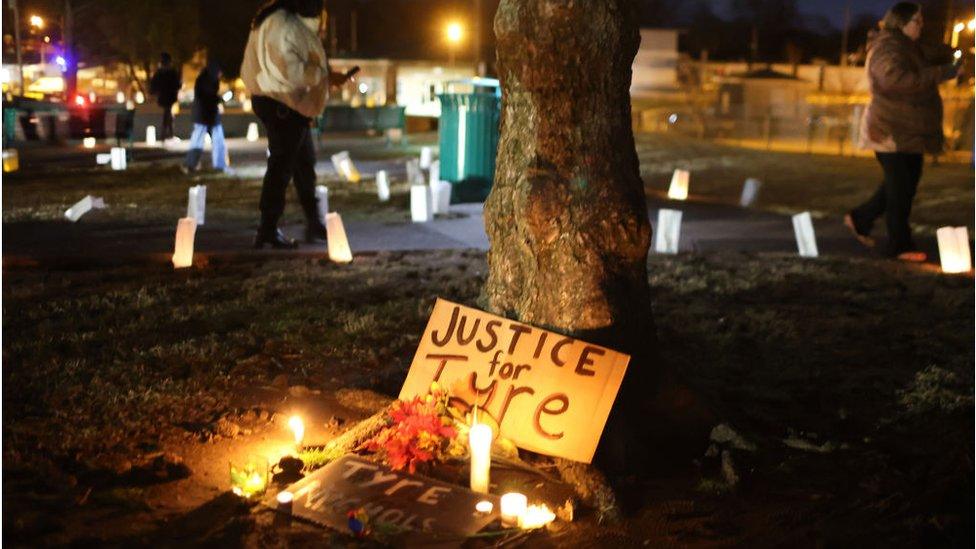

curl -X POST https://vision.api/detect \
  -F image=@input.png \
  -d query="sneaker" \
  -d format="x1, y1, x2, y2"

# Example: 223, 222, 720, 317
896, 251, 926, 263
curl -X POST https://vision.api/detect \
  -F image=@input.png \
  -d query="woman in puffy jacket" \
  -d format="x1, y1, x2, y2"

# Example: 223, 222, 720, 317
241, 0, 349, 249
845, 2, 961, 262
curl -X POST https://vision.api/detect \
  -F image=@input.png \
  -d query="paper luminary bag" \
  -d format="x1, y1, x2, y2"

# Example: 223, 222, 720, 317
406, 158, 424, 185
64, 196, 106, 222
667, 169, 689, 200
740, 178, 761, 207
2, 149, 18, 173
325, 213, 353, 263
246, 122, 259, 142
315, 186, 329, 226
331, 151, 361, 183
83, 137, 96, 149
146, 126, 157, 146
110, 147, 126, 170
399, 299, 630, 463
187, 185, 206, 226
411, 185, 432, 222
419, 146, 434, 169
654, 208, 682, 254
936, 226, 972, 273
428, 160, 440, 187
172, 217, 197, 268
431, 182, 452, 215
792, 212, 818, 258
376, 170, 391, 202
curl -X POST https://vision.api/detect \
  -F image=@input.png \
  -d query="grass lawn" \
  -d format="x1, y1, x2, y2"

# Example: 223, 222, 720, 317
635, 132, 974, 233
4, 133, 972, 237
3, 251, 972, 546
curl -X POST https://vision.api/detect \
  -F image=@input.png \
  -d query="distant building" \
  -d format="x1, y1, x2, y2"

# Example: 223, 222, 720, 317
715, 68, 815, 120
630, 29, 679, 96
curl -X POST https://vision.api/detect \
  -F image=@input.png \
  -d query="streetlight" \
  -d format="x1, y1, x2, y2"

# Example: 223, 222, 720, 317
446, 21, 463, 66
29, 14, 44, 29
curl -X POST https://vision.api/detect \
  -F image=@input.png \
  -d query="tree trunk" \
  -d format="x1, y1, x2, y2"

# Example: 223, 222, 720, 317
483, 0, 657, 471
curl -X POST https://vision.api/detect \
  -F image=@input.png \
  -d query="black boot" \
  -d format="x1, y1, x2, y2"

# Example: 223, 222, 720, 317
254, 226, 298, 249
305, 222, 328, 244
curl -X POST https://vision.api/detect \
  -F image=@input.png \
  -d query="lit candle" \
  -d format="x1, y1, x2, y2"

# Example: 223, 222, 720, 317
469, 422, 492, 493
519, 504, 555, 530
475, 500, 494, 514
276, 490, 294, 513
500, 492, 527, 526
288, 415, 305, 447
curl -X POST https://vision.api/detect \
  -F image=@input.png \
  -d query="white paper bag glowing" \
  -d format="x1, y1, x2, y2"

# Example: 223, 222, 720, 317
1, 149, 18, 172
419, 146, 434, 169
172, 217, 197, 269
431, 181, 452, 215
937, 226, 972, 273
146, 125, 157, 146
187, 185, 207, 225
110, 147, 126, 170
375, 170, 390, 202
428, 160, 440, 187
654, 208, 682, 254
668, 169, 689, 200
315, 185, 329, 226
64, 195, 106, 222
96, 153, 111, 165
83, 137, 96, 149
411, 185, 432, 222
740, 178, 761, 207
325, 213, 353, 263
331, 151, 361, 183
406, 158, 424, 185
792, 212, 819, 258
204, 133, 212, 148
246, 122, 259, 142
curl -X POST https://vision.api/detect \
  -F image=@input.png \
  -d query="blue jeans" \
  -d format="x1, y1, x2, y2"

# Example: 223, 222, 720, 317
184, 123, 227, 171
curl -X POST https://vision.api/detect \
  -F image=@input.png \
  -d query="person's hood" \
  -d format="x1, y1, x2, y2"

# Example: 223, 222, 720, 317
300, 15, 320, 34
867, 28, 911, 54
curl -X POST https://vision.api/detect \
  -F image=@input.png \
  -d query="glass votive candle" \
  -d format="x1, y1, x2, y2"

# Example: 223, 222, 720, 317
500, 492, 527, 525
229, 454, 269, 498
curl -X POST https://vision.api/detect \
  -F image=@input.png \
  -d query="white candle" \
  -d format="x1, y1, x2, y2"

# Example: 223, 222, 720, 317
500, 492, 527, 525
469, 423, 492, 493
288, 416, 305, 446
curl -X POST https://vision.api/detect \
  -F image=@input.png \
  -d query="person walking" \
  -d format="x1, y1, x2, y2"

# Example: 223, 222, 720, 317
184, 60, 228, 174
148, 52, 181, 140
846, 2, 962, 262
240, 0, 349, 249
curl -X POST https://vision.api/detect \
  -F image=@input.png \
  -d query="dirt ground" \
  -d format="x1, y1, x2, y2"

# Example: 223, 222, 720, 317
3, 249, 972, 547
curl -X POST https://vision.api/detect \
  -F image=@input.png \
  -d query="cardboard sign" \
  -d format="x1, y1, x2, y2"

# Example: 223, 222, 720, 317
285, 455, 499, 540
400, 299, 630, 463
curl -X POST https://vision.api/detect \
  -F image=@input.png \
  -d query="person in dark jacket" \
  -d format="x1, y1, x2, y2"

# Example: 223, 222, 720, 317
184, 61, 228, 173
845, 2, 962, 261
148, 52, 181, 140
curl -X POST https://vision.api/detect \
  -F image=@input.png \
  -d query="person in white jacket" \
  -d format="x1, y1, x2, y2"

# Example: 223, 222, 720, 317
241, 0, 349, 249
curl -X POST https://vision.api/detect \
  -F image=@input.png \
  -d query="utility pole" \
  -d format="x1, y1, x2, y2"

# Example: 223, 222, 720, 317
474, 0, 483, 75
840, 0, 850, 67
64, 0, 76, 100
9, 0, 25, 95
350, 10, 357, 53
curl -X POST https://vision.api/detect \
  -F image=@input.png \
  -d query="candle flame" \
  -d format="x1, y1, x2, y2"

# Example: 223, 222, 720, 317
288, 415, 305, 445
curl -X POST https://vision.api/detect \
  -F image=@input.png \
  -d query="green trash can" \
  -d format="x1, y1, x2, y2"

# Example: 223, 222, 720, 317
437, 79, 501, 203
3, 107, 17, 144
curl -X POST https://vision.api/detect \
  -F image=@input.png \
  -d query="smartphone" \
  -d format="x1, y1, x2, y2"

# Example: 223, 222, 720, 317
344, 66, 361, 81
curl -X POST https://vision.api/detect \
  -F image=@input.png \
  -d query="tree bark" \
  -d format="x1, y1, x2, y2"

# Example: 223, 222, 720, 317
483, 0, 658, 472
